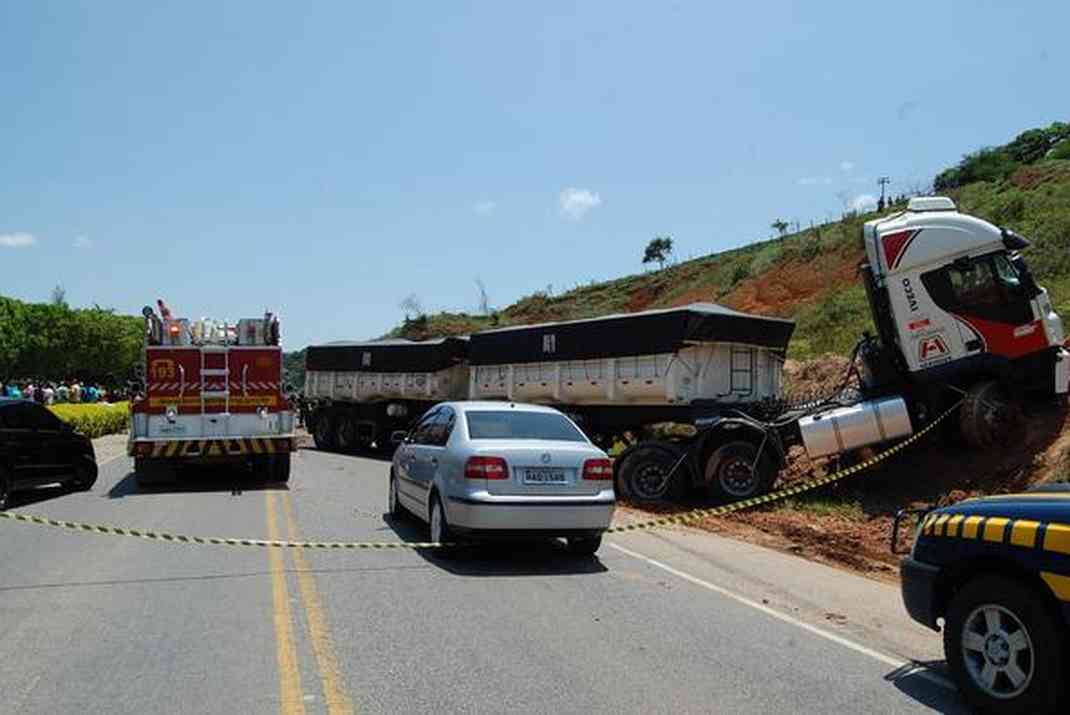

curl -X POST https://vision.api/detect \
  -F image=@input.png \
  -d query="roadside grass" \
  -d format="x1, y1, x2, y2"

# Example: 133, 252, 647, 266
774, 494, 865, 520
50, 401, 129, 438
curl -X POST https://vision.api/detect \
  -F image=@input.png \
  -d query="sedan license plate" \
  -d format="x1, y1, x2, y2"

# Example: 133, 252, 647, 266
522, 468, 568, 485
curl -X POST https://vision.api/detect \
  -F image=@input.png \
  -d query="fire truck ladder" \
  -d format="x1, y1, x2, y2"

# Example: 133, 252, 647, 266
200, 342, 231, 436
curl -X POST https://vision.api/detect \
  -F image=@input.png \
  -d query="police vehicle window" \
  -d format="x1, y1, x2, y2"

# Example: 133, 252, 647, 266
465, 410, 587, 442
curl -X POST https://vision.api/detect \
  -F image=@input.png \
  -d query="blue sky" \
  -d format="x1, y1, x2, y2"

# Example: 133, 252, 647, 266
2, 1, 1067, 349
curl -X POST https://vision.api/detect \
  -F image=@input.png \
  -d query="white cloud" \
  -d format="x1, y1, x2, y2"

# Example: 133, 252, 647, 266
850, 194, 878, 212
0, 232, 37, 248
558, 187, 602, 221
840, 160, 856, 172
472, 200, 496, 217
797, 176, 833, 186
73, 235, 94, 249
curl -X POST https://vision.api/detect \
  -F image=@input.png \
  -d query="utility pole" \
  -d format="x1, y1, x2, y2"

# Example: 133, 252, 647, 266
877, 176, 891, 208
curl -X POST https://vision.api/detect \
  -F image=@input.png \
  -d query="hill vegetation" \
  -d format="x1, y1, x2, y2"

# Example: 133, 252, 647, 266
386, 121, 1070, 362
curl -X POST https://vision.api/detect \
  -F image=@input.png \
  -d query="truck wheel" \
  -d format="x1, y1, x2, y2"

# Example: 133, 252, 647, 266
944, 575, 1065, 714
705, 441, 776, 503
335, 415, 356, 453
312, 412, 335, 451
270, 454, 291, 484
617, 442, 686, 503
959, 381, 1021, 449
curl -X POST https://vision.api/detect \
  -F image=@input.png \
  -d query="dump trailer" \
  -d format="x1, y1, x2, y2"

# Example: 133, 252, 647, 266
306, 197, 1068, 505
128, 301, 296, 484
304, 337, 469, 452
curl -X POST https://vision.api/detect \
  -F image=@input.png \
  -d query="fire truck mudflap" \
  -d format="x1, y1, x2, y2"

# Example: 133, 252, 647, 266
127, 300, 295, 484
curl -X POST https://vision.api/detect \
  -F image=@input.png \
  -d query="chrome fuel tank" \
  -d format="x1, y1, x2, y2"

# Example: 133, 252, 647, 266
798, 397, 913, 459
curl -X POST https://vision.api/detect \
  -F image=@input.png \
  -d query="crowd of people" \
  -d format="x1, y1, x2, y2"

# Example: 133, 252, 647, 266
0, 379, 127, 405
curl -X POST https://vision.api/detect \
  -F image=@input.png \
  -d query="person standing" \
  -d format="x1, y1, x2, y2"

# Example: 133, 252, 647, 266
56, 382, 70, 403
43, 383, 55, 405
70, 381, 82, 404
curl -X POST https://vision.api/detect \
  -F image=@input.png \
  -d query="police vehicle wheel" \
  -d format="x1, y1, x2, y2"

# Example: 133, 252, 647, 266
705, 441, 776, 503
944, 574, 1065, 714
618, 442, 686, 503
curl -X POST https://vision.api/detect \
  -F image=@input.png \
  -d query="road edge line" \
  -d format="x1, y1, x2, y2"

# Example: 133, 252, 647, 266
608, 542, 956, 692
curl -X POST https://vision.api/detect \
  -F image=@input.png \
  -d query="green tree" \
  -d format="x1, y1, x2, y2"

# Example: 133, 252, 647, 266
642, 236, 674, 269
771, 219, 789, 239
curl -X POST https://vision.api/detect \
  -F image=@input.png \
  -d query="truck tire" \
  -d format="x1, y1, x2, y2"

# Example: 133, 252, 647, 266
617, 441, 687, 503
270, 454, 291, 484
705, 440, 776, 503
959, 381, 1021, 449
335, 414, 357, 453
312, 411, 335, 451
944, 574, 1065, 714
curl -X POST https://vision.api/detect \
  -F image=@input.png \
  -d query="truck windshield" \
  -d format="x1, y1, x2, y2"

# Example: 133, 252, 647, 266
465, 411, 587, 442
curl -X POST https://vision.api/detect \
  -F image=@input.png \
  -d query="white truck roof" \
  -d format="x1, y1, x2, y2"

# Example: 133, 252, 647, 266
863, 198, 1005, 276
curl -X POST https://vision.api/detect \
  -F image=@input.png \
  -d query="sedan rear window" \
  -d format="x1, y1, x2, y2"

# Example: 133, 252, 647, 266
465, 411, 587, 442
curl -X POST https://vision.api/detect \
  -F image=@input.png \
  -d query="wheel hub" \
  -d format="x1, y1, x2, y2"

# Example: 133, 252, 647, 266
722, 459, 755, 496
984, 634, 1011, 667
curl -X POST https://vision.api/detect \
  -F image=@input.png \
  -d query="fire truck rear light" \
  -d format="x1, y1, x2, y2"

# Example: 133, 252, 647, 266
465, 456, 509, 480
582, 458, 613, 480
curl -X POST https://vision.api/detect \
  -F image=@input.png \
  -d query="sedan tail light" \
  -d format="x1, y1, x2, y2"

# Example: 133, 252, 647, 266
583, 458, 613, 480
465, 456, 509, 480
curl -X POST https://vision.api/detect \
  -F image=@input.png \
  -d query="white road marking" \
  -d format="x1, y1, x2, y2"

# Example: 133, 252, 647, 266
609, 542, 957, 692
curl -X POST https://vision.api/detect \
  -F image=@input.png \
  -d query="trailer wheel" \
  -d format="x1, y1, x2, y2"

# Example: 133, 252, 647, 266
312, 411, 335, 451
617, 442, 686, 503
959, 381, 1021, 449
335, 414, 357, 453
705, 441, 776, 503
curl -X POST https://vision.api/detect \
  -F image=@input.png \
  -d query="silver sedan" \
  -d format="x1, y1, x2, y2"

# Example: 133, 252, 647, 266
389, 401, 615, 555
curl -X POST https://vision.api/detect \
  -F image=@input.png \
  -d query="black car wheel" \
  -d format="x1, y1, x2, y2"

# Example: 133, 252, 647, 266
70, 459, 98, 492
0, 467, 10, 510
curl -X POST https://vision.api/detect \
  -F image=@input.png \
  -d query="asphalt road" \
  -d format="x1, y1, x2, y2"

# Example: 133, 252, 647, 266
0, 447, 971, 714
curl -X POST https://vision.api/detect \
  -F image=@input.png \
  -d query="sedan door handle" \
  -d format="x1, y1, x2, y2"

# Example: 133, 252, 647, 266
430, 457, 438, 466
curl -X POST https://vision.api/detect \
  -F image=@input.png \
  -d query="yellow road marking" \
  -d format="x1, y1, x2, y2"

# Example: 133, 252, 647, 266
266, 492, 307, 715
283, 494, 355, 715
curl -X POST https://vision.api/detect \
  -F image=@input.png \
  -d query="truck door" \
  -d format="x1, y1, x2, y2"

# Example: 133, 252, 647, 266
920, 252, 1045, 361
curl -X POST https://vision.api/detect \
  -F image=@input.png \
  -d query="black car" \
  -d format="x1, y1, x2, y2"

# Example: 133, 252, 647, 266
0, 398, 98, 509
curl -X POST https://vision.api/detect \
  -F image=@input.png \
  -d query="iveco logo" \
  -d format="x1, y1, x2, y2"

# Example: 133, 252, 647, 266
902, 278, 919, 312
540, 453, 552, 464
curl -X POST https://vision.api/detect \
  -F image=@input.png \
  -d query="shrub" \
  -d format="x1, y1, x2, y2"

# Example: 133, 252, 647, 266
49, 402, 129, 439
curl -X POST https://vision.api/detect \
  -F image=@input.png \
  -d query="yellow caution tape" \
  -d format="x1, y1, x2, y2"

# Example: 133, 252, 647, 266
0, 402, 960, 549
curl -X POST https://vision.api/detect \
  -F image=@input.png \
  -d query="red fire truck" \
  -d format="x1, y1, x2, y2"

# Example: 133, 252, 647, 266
127, 300, 295, 485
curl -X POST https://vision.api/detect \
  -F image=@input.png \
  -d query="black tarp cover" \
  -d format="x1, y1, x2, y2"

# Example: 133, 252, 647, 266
305, 337, 469, 374
469, 303, 794, 365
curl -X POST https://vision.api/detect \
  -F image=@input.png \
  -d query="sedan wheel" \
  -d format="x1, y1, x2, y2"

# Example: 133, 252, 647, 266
430, 494, 450, 544
388, 473, 404, 517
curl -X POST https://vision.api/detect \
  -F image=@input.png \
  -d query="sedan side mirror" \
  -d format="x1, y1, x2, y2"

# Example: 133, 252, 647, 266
390, 430, 408, 445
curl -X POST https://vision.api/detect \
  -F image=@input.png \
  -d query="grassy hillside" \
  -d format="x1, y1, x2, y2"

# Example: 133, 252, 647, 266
386, 122, 1070, 360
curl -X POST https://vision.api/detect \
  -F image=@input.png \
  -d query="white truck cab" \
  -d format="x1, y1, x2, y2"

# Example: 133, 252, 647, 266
861, 197, 1067, 398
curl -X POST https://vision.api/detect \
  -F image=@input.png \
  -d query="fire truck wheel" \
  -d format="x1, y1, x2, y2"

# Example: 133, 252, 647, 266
959, 381, 1022, 449
705, 441, 776, 503
270, 454, 291, 484
134, 458, 170, 487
